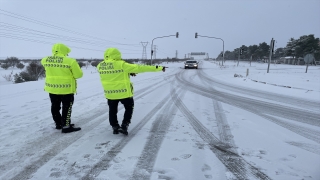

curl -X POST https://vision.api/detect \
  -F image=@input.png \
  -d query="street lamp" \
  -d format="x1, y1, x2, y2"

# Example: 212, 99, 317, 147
151, 32, 179, 65
195, 32, 224, 66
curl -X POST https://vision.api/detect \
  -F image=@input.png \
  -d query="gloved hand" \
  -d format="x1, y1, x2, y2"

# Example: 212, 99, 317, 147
130, 73, 136, 77
162, 66, 168, 72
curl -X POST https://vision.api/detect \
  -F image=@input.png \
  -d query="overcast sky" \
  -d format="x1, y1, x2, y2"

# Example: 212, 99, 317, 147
0, 0, 319, 59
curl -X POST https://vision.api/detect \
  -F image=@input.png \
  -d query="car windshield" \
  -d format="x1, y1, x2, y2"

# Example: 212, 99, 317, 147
186, 61, 197, 63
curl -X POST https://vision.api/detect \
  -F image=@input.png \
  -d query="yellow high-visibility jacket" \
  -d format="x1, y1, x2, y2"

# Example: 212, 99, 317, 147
97, 48, 163, 99
41, 43, 83, 94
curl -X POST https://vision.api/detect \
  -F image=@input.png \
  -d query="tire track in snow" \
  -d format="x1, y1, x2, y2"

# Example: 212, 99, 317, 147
81, 93, 172, 180
259, 114, 320, 144
197, 71, 320, 127
171, 77, 271, 180
7, 78, 172, 180
130, 83, 185, 180
181, 70, 320, 129
198, 70, 320, 112
197, 71, 237, 153
286, 141, 320, 156
197, 71, 239, 176
176, 71, 320, 145
212, 100, 238, 154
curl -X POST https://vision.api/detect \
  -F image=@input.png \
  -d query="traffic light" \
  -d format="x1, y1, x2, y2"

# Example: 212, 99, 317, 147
240, 48, 243, 55
195, 32, 198, 38
176, 32, 179, 38
272, 39, 275, 54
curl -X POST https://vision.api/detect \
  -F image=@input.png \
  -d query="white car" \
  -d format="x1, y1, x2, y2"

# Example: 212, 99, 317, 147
184, 60, 198, 69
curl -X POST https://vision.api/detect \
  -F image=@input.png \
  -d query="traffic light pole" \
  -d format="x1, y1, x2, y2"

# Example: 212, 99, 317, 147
195, 33, 224, 66
237, 47, 245, 66
151, 32, 179, 65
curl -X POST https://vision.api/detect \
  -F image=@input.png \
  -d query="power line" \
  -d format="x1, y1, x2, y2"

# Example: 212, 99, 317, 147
0, 9, 140, 47
0, 23, 142, 52
0, 34, 104, 52
0, 9, 160, 58
0, 34, 141, 56
0, 21, 142, 54
0, 8, 144, 56
155, 49, 171, 57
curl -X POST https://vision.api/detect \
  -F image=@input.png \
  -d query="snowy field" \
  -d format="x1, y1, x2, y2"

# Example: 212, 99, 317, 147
0, 60, 319, 180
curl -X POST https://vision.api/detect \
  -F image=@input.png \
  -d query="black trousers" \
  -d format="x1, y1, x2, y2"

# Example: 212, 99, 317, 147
49, 93, 74, 127
107, 97, 134, 127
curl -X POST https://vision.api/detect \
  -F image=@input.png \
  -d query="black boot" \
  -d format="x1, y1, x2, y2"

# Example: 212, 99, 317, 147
118, 124, 129, 135
55, 121, 62, 130
55, 124, 62, 130
61, 124, 81, 133
57, 123, 74, 130
112, 125, 120, 134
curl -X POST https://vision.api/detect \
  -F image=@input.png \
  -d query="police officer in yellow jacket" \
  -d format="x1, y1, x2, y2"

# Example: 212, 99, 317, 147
97, 47, 166, 135
41, 43, 83, 133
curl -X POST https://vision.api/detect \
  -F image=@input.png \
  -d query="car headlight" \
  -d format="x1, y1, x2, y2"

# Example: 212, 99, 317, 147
185, 65, 188, 66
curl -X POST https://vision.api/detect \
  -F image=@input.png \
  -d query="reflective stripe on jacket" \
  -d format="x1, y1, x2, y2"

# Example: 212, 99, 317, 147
41, 43, 83, 94
98, 48, 162, 100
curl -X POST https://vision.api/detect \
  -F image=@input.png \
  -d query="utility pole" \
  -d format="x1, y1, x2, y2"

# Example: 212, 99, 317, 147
141, 42, 148, 60
237, 48, 240, 66
176, 50, 178, 59
267, 38, 275, 73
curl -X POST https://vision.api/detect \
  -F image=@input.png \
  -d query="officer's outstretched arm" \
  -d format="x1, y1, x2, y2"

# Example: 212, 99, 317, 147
71, 60, 83, 79
122, 62, 163, 73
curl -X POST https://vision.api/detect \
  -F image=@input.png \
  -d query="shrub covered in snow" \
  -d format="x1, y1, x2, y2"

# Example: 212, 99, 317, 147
14, 61, 44, 83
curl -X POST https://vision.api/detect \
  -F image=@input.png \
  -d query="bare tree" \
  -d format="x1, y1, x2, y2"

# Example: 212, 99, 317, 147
2, 70, 14, 82
77, 61, 85, 68
5, 57, 20, 68
16, 62, 25, 69
26, 61, 45, 80
91, 61, 99, 67
14, 61, 45, 83
1, 63, 10, 70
